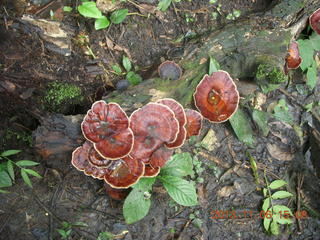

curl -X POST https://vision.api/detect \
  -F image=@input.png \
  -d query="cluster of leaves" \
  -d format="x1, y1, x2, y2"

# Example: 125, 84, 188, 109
70, 1, 128, 30
56, 221, 88, 239
123, 152, 198, 224
226, 10, 241, 20
297, 31, 320, 90
262, 179, 294, 235
113, 56, 143, 85
0, 150, 41, 193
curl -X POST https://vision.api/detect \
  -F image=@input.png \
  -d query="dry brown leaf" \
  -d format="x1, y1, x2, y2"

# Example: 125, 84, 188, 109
267, 143, 294, 161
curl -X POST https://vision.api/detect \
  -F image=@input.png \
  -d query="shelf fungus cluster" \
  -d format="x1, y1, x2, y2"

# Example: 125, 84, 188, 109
71, 99, 203, 196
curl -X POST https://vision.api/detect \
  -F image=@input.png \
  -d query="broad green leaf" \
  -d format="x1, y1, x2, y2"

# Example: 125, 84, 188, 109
270, 220, 279, 235
160, 175, 198, 206
78, 2, 103, 19
1, 150, 21, 157
57, 229, 68, 238
229, 108, 254, 147
268, 180, 287, 189
309, 31, 320, 51
157, 0, 172, 11
0, 189, 10, 193
271, 191, 293, 199
263, 217, 271, 232
16, 160, 39, 167
208, 56, 220, 74
73, 221, 88, 227
252, 109, 269, 136
63, 6, 73, 12
112, 64, 123, 75
24, 169, 42, 178
95, 16, 110, 30
123, 189, 151, 224
132, 177, 156, 191
272, 205, 293, 216
126, 71, 142, 85
21, 169, 32, 188
0, 171, 12, 188
273, 99, 294, 125
262, 197, 271, 212
273, 214, 293, 225
297, 39, 314, 71
97, 231, 115, 240
122, 56, 132, 72
306, 63, 318, 90
7, 161, 14, 181
161, 152, 194, 177
110, 9, 128, 24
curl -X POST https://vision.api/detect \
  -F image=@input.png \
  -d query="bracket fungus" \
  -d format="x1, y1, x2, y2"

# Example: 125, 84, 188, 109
149, 146, 174, 168
144, 164, 161, 177
81, 100, 134, 160
286, 41, 302, 69
310, 8, 320, 35
194, 71, 239, 123
158, 61, 182, 81
157, 98, 187, 149
129, 103, 179, 160
72, 141, 144, 189
185, 109, 203, 139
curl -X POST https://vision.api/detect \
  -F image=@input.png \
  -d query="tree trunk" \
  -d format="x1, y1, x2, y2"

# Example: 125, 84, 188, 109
33, 0, 320, 167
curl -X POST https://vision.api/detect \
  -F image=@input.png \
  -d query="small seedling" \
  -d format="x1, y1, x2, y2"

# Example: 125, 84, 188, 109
56, 221, 88, 239
112, 56, 143, 86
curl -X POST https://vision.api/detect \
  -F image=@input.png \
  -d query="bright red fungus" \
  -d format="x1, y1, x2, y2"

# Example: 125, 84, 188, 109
157, 98, 187, 148
81, 101, 134, 160
144, 164, 160, 177
193, 71, 239, 122
129, 103, 179, 160
310, 8, 320, 35
286, 41, 302, 69
185, 109, 203, 139
149, 146, 174, 168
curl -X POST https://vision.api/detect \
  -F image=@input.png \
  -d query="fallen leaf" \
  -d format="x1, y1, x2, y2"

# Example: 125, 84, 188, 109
267, 144, 294, 161
217, 185, 234, 198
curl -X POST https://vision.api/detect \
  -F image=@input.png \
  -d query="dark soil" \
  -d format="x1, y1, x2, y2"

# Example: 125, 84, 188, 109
1, 0, 320, 240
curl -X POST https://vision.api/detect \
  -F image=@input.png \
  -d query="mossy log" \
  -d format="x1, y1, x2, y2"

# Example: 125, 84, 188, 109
34, 0, 319, 165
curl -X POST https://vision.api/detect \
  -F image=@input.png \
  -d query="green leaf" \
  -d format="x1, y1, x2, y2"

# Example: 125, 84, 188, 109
268, 180, 287, 190
252, 109, 269, 136
21, 169, 32, 188
0, 189, 10, 194
273, 214, 293, 225
97, 231, 115, 240
132, 177, 156, 191
122, 56, 132, 72
272, 205, 293, 216
24, 169, 42, 178
208, 56, 220, 74
157, 0, 172, 11
270, 220, 279, 235
273, 99, 294, 125
160, 175, 198, 206
263, 217, 271, 232
306, 62, 318, 90
112, 64, 123, 75
0, 171, 12, 188
1, 150, 21, 157
57, 229, 68, 238
271, 191, 293, 199
229, 108, 254, 147
309, 31, 320, 51
263, 188, 268, 197
262, 197, 271, 212
16, 160, 39, 167
78, 2, 103, 19
161, 152, 194, 177
123, 189, 151, 224
63, 6, 73, 12
126, 71, 142, 85
73, 221, 88, 227
94, 16, 110, 30
297, 39, 314, 71
7, 161, 14, 181
110, 9, 128, 24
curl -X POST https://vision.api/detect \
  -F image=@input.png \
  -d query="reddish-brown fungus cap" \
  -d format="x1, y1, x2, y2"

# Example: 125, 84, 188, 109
103, 156, 145, 189
286, 41, 302, 69
310, 8, 320, 35
129, 103, 179, 159
194, 71, 239, 122
185, 109, 203, 139
150, 146, 174, 168
144, 164, 160, 177
158, 61, 182, 81
104, 183, 130, 200
81, 100, 134, 160
157, 98, 187, 148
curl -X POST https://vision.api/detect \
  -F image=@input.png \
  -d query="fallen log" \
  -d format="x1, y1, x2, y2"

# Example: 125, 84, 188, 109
33, 0, 320, 168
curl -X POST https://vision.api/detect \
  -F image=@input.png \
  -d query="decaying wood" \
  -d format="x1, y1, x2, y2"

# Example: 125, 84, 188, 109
34, 0, 320, 162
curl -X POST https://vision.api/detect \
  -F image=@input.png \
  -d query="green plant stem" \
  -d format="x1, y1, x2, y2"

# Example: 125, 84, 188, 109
264, 169, 274, 214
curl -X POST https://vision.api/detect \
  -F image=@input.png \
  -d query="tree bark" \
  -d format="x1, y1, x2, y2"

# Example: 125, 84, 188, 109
33, 0, 320, 166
